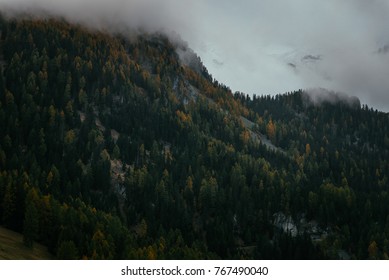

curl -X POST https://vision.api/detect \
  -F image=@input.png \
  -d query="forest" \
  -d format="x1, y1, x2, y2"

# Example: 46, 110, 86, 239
0, 15, 388, 259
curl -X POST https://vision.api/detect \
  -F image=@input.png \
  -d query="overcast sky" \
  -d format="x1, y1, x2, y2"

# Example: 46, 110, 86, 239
1, 0, 389, 111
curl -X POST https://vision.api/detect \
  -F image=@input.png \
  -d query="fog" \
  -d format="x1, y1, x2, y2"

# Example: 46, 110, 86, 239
303, 88, 361, 108
0, 0, 196, 34
1, 0, 389, 111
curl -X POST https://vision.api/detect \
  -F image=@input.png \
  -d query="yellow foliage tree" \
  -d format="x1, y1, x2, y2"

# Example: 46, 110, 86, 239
266, 119, 276, 142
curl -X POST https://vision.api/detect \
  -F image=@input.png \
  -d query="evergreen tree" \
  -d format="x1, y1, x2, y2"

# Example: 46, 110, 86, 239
23, 188, 39, 248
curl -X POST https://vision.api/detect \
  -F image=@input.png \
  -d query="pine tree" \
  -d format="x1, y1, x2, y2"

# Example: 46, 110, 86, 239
23, 188, 39, 248
57, 240, 79, 259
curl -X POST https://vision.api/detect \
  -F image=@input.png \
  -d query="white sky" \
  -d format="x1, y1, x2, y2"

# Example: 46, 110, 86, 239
1, 0, 389, 111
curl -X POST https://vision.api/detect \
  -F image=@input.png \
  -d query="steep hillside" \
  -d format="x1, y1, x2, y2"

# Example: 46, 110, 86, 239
0, 15, 388, 259
0, 226, 52, 259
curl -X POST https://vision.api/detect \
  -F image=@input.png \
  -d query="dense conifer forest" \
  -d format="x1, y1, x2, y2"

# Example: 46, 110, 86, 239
0, 15, 388, 259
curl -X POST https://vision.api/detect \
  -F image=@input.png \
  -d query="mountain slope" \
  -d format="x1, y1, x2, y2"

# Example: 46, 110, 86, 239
0, 226, 52, 259
0, 15, 388, 259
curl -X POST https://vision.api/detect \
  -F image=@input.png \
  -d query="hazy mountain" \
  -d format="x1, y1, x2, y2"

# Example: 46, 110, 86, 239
0, 16, 388, 260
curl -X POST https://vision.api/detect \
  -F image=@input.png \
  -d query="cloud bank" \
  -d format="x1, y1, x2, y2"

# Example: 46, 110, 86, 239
1, 0, 389, 111
303, 88, 361, 109
0, 0, 197, 35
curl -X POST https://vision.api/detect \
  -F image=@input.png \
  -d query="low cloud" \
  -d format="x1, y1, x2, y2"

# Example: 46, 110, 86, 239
377, 44, 389, 55
0, 0, 201, 38
303, 88, 361, 108
212, 59, 224, 68
287, 63, 297, 69
302, 55, 322, 62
